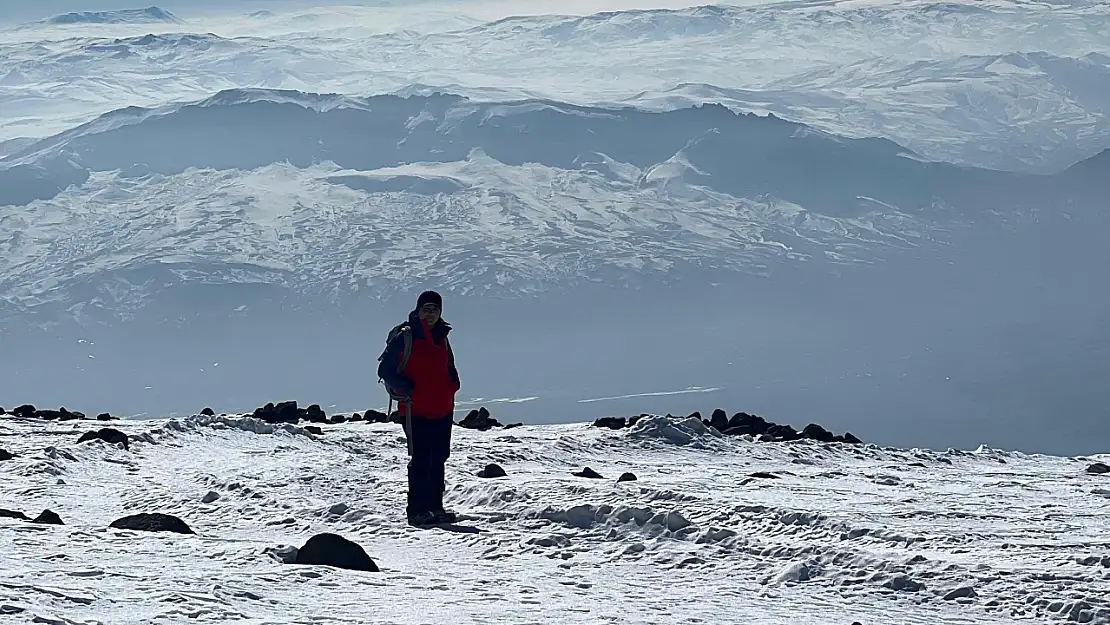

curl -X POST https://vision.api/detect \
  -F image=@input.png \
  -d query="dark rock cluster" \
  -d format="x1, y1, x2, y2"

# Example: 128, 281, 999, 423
1, 404, 118, 422
594, 408, 863, 444
0, 508, 64, 525
458, 407, 500, 430
242, 401, 520, 432
250, 400, 329, 424
77, 427, 130, 450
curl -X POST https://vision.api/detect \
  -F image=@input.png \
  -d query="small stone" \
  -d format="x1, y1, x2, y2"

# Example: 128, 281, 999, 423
0, 449, 13, 462
200, 407, 215, 416
0, 509, 29, 520
201, 491, 220, 504
617, 472, 637, 482
305, 426, 323, 435
749, 472, 780, 479
31, 510, 64, 525
884, 575, 925, 592
943, 586, 977, 600
477, 463, 507, 478
572, 467, 604, 479
96, 413, 114, 421
1086, 462, 1110, 475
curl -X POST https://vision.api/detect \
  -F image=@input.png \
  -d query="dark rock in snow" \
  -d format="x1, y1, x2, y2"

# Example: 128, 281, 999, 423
839, 432, 863, 445
458, 407, 501, 430
251, 400, 329, 424
618, 472, 638, 482
943, 585, 977, 600
364, 410, 388, 423
749, 472, 780, 479
294, 533, 379, 572
0, 509, 29, 520
573, 467, 604, 479
31, 510, 64, 525
348, 412, 364, 422
884, 575, 925, 592
331, 414, 347, 424
0, 449, 13, 462
628, 414, 644, 427
761, 424, 800, 442
305, 426, 323, 436
503, 422, 523, 429
710, 409, 729, 431
77, 427, 129, 450
800, 423, 837, 443
200, 407, 215, 416
1087, 462, 1110, 475
477, 463, 507, 478
726, 412, 770, 435
593, 416, 627, 430
13, 404, 36, 417
306, 404, 327, 423
109, 513, 194, 535
96, 413, 116, 421
0, 406, 5, 415
55, 407, 82, 421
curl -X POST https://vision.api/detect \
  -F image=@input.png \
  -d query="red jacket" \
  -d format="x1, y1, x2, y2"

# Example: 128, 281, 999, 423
378, 314, 460, 419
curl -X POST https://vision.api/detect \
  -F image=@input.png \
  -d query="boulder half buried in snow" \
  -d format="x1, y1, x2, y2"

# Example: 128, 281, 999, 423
77, 428, 129, 450
109, 513, 194, 534
293, 533, 378, 572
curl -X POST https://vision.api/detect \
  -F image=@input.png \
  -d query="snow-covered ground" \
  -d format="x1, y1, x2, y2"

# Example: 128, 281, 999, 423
2, 413, 1109, 624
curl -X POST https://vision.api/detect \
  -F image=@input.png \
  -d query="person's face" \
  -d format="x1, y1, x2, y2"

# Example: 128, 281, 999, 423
419, 302, 441, 325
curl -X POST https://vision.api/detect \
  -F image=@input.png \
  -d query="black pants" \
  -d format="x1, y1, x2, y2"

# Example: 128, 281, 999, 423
404, 414, 453, 515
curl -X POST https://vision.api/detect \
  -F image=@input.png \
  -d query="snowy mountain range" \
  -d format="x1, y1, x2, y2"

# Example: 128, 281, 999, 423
39, 6, 183, 25
0, 87, 1104, 323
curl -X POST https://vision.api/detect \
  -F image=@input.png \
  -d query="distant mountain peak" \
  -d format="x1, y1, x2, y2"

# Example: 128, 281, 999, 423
44, 6, 183, 26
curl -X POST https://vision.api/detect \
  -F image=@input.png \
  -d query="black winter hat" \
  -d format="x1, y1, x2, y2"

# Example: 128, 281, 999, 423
416, 290, 443, 311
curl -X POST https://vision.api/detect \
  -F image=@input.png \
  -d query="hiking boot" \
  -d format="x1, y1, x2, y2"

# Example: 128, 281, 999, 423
407, 510, 438, 526
431, 509, 458, 524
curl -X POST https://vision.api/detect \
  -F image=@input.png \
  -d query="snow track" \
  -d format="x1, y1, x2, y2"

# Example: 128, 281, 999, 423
2, 414, 1108, 623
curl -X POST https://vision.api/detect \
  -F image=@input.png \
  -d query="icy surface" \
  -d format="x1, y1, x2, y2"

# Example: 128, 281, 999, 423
1, 414, 1109, 623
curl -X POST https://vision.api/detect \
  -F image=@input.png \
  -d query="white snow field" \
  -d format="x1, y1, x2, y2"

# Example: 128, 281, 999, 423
2, 413, 1109, 624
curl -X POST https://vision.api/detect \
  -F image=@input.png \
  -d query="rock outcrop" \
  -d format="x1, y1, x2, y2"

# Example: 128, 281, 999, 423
594, 408, 863, 444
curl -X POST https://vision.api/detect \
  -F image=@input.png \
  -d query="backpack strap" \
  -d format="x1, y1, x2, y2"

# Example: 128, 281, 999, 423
398, 328, 413, 373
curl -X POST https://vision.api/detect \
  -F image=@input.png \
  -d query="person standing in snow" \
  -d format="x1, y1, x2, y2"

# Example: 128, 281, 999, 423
377, 290, 461, 526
